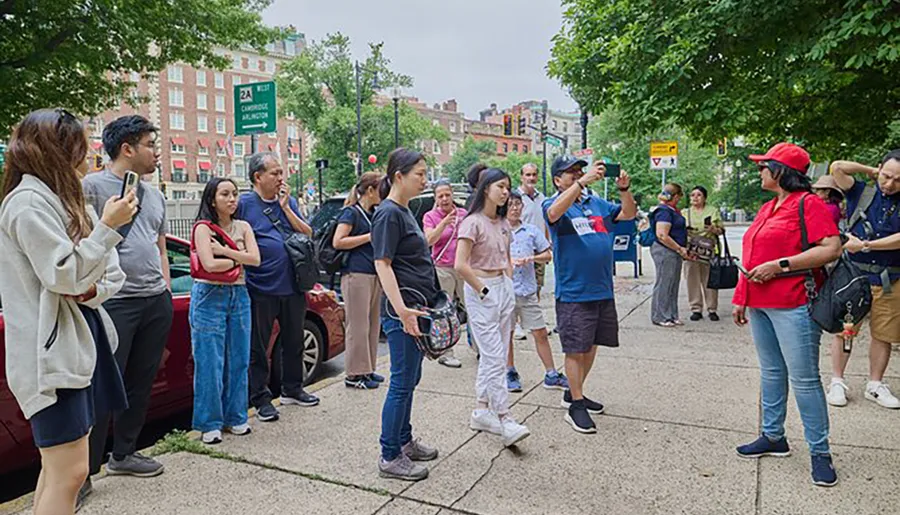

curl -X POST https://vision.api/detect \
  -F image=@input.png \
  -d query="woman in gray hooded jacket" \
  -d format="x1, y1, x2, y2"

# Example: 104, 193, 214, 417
0, 109, 137, 515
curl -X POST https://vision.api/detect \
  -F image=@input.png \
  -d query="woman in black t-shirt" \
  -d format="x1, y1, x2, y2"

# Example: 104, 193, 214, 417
371, 148, 438, 482
333, 172, 383, 390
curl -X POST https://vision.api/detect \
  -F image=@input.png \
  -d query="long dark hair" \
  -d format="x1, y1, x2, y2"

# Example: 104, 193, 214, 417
379, 148, 425, 200
196, 177, 238, 225
766, 161, 812, 193
2, 109, 92, 241
466, 168, 511, 219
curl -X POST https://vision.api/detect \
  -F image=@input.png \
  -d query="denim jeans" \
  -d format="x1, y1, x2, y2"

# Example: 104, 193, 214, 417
379, 316, 424, 461
190, 282, 252, 432
748, 306, 830, 456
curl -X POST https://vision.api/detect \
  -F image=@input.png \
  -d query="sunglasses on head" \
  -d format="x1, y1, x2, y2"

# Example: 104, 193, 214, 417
55, 108, 76, 127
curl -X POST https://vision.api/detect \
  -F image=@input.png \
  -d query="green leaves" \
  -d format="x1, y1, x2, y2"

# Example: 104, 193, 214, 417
0, 0, 284, 135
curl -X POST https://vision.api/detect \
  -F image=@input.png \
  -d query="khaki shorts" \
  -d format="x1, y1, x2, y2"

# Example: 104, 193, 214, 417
870, 281, 900, 343
515, 293, 546, 331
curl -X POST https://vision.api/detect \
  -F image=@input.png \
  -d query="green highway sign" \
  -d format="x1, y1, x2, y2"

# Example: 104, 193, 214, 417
234, 81, 277, 135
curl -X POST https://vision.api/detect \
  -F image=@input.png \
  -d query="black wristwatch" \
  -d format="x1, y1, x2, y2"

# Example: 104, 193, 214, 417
617, 186, 630, 192
479, 286, 490, 299
778, 258, 791, 273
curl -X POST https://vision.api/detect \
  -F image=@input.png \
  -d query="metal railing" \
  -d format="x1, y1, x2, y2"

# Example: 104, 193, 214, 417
168, 218, 194, 240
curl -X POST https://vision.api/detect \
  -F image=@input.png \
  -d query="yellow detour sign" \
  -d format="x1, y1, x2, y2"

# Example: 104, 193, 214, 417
650, 141, 678, 169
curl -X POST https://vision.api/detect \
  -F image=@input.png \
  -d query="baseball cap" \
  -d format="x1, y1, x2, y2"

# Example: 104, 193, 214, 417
749, 143, 811, 174
551, 155, 588, 177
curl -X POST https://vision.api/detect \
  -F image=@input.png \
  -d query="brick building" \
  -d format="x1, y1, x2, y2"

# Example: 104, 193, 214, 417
463, 119, 532, 157
481, 100, 584, 159
86, 34, 310, 200
375, 95, 465, 176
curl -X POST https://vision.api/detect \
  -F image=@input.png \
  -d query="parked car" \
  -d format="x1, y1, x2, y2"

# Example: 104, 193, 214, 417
309, 187, 470, 291
0, 234, 345, 476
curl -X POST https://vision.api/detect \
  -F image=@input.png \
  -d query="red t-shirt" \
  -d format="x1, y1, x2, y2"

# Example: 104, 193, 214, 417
733, 193, 839, 309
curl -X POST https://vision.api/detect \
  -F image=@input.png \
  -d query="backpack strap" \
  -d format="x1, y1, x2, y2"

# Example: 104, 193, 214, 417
797, 193, 818, 301
847, 185, 877, 237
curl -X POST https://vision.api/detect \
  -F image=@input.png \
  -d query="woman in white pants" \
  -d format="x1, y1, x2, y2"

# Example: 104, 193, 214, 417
455, 168, 531, 448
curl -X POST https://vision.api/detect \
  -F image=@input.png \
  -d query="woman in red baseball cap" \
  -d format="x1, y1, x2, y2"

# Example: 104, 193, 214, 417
731, 142, 843, 487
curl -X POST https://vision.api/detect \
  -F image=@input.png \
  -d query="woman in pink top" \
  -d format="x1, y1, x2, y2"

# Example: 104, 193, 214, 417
423, 179, 467, 368
455, 168, 531, 448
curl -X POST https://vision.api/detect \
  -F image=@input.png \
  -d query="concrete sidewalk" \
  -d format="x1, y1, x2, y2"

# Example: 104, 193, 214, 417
9, 258, 900, 515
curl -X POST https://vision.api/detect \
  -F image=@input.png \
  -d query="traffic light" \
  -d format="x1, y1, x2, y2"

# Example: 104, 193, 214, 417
502, 114, 512, 136
159, 182, 167, 198
716, 138, 728, 158
517, 114, 526, 135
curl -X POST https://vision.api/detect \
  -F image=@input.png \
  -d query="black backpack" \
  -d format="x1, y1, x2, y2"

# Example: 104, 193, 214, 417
262, 207, 319, 292
315, 217, 345, 275
799, 194, 872, 333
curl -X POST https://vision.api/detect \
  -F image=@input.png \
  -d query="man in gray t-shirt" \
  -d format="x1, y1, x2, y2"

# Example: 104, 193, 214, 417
81, 116, 174, 496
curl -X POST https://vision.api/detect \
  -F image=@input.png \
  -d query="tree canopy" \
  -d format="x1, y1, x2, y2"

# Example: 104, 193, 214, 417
549, 0, 900, 158
276, 33, 447, 193
443, 137, 497, 183
0, 0, 282, 135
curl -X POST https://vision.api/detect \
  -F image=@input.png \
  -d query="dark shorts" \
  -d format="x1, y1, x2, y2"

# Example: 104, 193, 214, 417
556, 299, 619, 354
30, 387, 94, 448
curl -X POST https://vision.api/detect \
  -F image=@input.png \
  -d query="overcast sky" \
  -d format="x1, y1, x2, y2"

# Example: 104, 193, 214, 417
261, 0, 577, 119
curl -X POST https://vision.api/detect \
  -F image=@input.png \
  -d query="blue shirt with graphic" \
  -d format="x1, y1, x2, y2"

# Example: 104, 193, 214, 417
543, 193, 622, 303
846, 179, 900, 285
510, 222, 551, 297
236, 192, 305, 296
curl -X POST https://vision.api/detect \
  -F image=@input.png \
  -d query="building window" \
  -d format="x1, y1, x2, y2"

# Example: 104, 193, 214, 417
449, 141, 457, 155
233, 75, 242, 86
172, 168, 186, 183
432, 119, 440, 127
432, 141, 441, 154
172, 190, 186, 199
215, 162, 225, 177
167, 65, 183, 83
502, 143, 508, 154
234, 161, 246, 178
197, 114, 208, 133
197, 93, 207, 111
232, 54, 242, 69
199, 144, 209, 156
552, 120, 558, 130
449, 121, 457, 133
168, 88, 183, 107
171, 142, 185, 154
417, 140, 426, 152
129, 71, 141, 83
512, 143, 518, 153
217, 144, 227, 156
563, 122, 568, 133
214, 72, 224, 89
248, 57, 258, 71
287, 125, 299, 139
265, 60, 275, 73
233, 141, 245, 157
169, 112, 185, 131
215, 94, 225, 112
216, 117, 226, 134
198, 171, 210, 183
523, 145, 529, 153
196, 70, 207, 87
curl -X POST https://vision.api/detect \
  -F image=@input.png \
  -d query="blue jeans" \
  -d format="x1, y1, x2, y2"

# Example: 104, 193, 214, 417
190, 283, 252, 432
379, 316, 424, 461
748, 307, 830, 456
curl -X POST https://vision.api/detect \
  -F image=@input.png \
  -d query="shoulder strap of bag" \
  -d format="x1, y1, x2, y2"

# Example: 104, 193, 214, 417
847, 185, 877, 236
191, 220, 239, 250
797, 193, 819, 300
354, 204, 373, 226
433, 211, 459, 263
261, 199, 293, 239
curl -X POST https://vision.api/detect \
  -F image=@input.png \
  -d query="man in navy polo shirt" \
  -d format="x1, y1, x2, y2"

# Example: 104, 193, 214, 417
237, 152, 319, 422
543, 156, 637, 433
826, 151, 900, 410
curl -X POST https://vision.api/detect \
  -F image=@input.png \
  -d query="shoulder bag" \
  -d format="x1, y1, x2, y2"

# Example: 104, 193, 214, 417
262, 204, 319, 292
685, 209, 717, 262
190, 221, 241, 283
707, 234, 739, 290
385, 288, 461, 360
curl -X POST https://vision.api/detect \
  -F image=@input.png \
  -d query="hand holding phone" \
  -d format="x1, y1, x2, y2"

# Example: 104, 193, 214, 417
604, 162, 621, 178
120, 170, 139, 199
704, 216, 712, 227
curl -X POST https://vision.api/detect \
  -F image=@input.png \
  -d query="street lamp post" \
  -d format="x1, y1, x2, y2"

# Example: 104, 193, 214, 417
391, 86, 401, 149
355, 60, 379, 177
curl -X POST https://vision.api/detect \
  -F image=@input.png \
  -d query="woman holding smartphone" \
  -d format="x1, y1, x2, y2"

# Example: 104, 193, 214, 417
372, 149, 439, 482
191, 177, 260, 445
456, 168, 531, 448
0, 109, 136, 514
681, 186, 724, 322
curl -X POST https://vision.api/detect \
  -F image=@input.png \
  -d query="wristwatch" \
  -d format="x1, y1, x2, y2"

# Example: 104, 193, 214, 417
479, 286, 490, 300
778, 258, 791, 273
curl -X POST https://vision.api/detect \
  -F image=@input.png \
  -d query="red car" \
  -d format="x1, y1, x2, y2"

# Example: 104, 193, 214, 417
0, 235, 344, 475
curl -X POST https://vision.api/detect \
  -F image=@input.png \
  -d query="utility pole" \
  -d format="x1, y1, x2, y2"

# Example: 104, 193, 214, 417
541, 100, 548, 196
355, 61, 362, 178
580, 107, 588, 150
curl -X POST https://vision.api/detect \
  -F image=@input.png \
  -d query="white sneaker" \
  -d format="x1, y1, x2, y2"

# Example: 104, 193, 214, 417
469, 409, 502, 435
865, 381, 900, 409
438, 356, 462, 368
826, 379, 849, 407
201, 430, 222, 445
514, 324, 527, 341
225, 423, 252, 436
500, 416, 531, 447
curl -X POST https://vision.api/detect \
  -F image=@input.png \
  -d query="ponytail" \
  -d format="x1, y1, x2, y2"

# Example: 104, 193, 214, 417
346, 171, 383, 206
379, 174, 392, 200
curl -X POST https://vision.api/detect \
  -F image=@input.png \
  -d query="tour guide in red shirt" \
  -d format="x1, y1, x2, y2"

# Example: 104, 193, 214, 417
731, 142, 842, 487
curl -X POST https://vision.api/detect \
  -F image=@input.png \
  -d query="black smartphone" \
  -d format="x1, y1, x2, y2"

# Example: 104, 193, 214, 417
604, 162, 621, 178
417, 315, 433, 335
704, 216, 712, 226
736, 262, 749, 276
120, 170, 139, 198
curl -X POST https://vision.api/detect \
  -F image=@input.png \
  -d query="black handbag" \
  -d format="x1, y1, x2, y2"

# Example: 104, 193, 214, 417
262, 205, 319, 292
707, 235, 739, 290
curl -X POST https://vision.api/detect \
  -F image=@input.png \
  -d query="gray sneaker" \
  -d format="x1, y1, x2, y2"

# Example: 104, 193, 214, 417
106, 452, 165, 477
378, 454, 429, 481
402, 438, 438, 462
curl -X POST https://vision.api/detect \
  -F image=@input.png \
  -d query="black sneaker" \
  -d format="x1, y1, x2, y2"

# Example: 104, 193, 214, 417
257, 403, 280, 422
281, 391, 320, 407
561, 390, 604, 414
690, 312, 703, 321
564, 402, 597, 434
75, 477, 92, 512
345, 375, 380, 389
708, 312, 720, 322
811, 455, 838, 487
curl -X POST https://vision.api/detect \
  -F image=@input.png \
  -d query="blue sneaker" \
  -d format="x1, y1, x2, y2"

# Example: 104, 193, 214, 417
506, 367, 523, 392
369, 372, 386, 383
543, 371, 569, 390
345, 375, 379, 390
811, 455, 838, 487
736, 435, 791, 459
